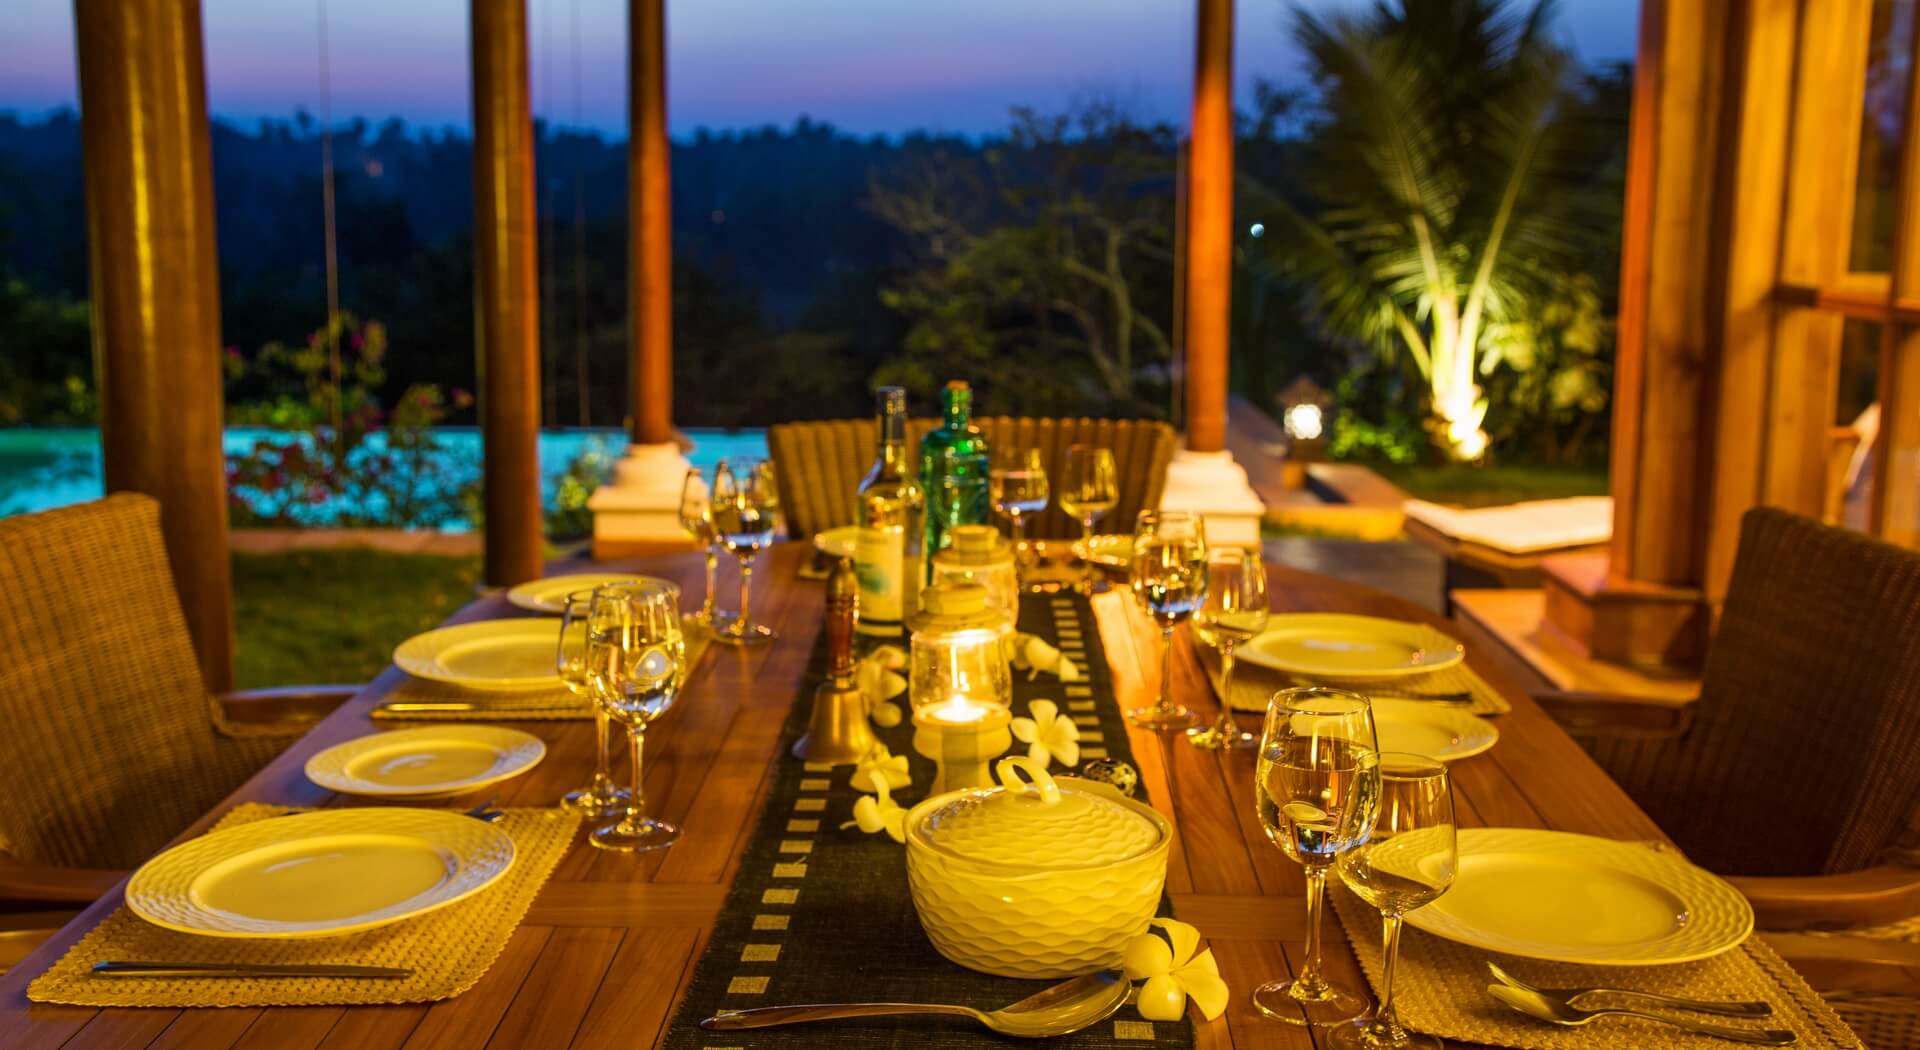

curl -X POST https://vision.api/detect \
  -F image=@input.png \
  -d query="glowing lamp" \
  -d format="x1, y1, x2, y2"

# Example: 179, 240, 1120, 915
908, 580, 1013, 793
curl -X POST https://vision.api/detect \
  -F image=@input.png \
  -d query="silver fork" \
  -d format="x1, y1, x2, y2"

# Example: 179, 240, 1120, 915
1489, 963, 1773, 1018
462, 797, 505, 823
1488, 985, 1796, 1045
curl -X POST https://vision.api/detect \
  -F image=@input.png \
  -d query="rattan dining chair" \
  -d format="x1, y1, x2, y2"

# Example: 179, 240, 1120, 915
0, 494, 356, 906
767, 416, 1177, 541
1541, 508, 1920, 1048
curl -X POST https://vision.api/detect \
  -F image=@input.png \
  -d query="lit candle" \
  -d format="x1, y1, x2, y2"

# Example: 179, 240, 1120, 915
929, 696, 989, 724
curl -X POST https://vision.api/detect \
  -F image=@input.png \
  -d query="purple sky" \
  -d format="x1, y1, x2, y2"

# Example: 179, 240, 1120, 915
1, 1, 1637, 137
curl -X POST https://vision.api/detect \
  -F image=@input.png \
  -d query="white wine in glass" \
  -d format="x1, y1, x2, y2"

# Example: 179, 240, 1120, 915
678, 468, 722, 630
557, 588, 631, 818
1331, 755, 1456, 1050
1253, 687, 1381, 1027
1187, 547, 1268, 750
585, 579, 688, 853
989, 447, 1048, 578
1127, 510, 1207, 730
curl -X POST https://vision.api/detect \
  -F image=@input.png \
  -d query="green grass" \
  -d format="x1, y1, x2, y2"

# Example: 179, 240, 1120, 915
232, 550, 482, 689
1369, 462, 1608, 509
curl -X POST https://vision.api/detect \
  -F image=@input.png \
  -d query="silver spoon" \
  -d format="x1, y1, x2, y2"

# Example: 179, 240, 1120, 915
700, 970, 1129, 1038
1488, 985, 1796, 1045
1488, 962, 1773, 1018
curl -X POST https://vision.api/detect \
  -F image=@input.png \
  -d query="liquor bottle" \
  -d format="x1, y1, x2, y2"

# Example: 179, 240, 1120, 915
854, 387, 923, 643
918, 379, 991, 572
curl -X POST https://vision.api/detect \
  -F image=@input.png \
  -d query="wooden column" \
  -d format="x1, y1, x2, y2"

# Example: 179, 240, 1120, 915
74, 0, 234, 690
471, 0, 544, 587
1181, 0, 1232, 453
629, 0, 673, 447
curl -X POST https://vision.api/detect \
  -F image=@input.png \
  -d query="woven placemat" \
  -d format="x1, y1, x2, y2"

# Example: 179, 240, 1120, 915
1330, 883, 1863, 1048
373, 622, 714, 722
28, 804, 580, 1008
656, 591, 1194, 1049
1201, 646, 1510, 717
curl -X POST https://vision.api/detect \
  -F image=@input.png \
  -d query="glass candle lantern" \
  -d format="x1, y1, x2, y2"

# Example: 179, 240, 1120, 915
930, 525, 1018, 631
909, 580, 1014, 792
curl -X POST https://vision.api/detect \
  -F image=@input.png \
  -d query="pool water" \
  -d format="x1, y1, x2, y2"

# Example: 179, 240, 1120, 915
0, 427, 769, 531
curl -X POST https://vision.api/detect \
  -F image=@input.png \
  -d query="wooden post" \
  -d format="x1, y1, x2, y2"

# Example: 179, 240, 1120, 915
471, 0, 544, 587
74, 0, 234, 691
630, 0, 673, 446
1181, 0, 1232, 454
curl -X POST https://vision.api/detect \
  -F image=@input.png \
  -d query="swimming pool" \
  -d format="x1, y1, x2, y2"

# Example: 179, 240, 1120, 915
0, 427, 770, 530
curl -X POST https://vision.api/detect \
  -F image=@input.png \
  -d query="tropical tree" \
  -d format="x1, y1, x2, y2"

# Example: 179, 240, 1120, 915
1262, 0, 1610, 459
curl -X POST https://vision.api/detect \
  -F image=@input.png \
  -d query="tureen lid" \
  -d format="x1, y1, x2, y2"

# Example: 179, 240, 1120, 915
909, 579, 1005, 633
911, 757, 1162, 871
933, 525, 1014, 569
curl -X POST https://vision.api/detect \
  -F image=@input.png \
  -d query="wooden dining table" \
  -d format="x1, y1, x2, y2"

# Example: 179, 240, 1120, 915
0, 541, 1701, 1050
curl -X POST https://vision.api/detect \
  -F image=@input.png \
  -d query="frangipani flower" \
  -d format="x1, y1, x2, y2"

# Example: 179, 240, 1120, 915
857, 646, 908, 728
1122, 919, 1228, 1022
839, 773, 906, 843
1012, 634, 1082, 682
851, 744, 911, 793
1010, 699, 1080, 768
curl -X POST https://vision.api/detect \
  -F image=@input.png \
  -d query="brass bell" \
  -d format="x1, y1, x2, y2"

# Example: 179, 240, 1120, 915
792, 558, 878, 765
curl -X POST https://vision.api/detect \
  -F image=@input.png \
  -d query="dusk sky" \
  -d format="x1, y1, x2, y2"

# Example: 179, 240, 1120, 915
2, 1, 1636, 137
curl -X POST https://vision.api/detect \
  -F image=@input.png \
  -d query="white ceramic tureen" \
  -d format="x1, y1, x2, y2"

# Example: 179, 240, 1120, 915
904, 755, 1172, 979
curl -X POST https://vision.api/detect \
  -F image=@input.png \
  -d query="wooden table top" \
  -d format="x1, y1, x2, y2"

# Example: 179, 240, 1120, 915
0, 542, 1689, 1050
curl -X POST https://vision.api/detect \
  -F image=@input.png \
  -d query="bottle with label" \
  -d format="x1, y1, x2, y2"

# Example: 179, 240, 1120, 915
854, 387, 923, 643
918, 380, 992, 573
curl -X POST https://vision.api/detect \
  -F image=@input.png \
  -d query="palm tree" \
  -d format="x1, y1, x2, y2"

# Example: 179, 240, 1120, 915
1266, 0, 1602, 460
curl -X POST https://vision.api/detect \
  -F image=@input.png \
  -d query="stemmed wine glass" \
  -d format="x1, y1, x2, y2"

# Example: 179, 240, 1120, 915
1254, 686, 1382, 1026
557, 589, 631, 817
1127, 509, 1208, 730
710, 457, 780, 645
678, 468, 721, 631
1186, 547, 1268, 750
584, 579, 687, 853
989, 447, 1049, 580
1332, 754, 1457, 1050
1060, 445, 1118, 591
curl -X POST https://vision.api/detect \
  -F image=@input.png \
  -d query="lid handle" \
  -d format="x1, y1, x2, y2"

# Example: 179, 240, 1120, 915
995, 756, 1062, 806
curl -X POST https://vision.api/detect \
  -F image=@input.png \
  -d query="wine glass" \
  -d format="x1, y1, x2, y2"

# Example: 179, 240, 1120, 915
1186, 548, 1269, 750
585, 579, 687, 852
1332, 754, 1456, 1050
1254, 686, 1382, 1026
710, 457, 780, 645
678, 468, 723, 631
557, 588, 632, 817
1059, 445, 1118, 591
1127, 509, 1207, 730
989, 447, 1049, 576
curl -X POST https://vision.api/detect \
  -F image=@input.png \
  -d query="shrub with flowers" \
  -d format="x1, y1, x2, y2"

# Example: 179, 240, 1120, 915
225, 314, 477, 528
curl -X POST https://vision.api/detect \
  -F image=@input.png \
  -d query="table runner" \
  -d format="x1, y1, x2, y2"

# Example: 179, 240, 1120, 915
29, 805, 580, 1008
1330, 877, 1863, 1048
658, 590, 1195, 1048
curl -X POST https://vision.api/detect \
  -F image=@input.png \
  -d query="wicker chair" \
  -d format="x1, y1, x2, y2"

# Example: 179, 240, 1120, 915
1542, 508, 1920, 1047
767, 416, 1177, 541
0, 494, 355, 905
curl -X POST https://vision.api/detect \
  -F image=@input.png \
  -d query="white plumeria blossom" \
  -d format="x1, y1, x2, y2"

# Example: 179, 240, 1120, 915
851, 744, 911, 793
1009, 699, 1080, 769
1011, 634, 1082, 682
839, 771, 906, 843
857, 645, 908, 728
1121, 918, 1229, 1022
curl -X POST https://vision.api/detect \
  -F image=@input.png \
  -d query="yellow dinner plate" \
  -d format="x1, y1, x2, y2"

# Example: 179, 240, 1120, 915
1405, 828, 1753, 965
1370, 700, 1497, 762
127, 809, 515, 939
505, 573, 644, 614
393, 619, 564, 691
304, 726, 547, 799
1237, 613, 1464, 679
814, 526, 860, 560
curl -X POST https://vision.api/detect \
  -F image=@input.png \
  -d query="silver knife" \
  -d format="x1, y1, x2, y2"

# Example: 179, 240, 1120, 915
93, 961, 413, 979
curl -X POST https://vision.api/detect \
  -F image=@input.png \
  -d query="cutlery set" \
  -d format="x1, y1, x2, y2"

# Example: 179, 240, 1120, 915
1486, 964, 1794, 1045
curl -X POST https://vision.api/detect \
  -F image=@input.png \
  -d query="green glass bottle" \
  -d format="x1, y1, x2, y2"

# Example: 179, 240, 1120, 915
919, 380, 992, 575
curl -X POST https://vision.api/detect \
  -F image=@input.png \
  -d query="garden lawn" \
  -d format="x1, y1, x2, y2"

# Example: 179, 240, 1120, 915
232, 549, 482, 689
1371, 462, 1609, 508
